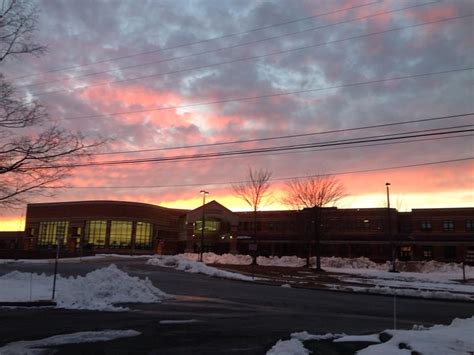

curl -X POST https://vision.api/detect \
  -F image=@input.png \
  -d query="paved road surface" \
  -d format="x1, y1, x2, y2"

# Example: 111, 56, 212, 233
0, 258, 472, 354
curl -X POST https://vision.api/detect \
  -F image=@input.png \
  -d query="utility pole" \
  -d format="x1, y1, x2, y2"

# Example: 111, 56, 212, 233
199, 190, 209, 262
386, 183, 397, 272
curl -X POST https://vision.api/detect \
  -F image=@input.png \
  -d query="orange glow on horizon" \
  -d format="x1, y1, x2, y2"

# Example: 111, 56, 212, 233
0, 218, 25, 231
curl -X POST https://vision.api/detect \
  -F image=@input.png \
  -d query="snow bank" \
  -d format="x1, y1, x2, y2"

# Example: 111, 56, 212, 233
176, 253, 474, 275
266, 338, 309, 355
268, 317, 474, 355
147, 255, 256, 281
267, 333, 342, 355
178, 252, 252, 265
0, 264, 169, 311
358, 317, 474, 355
0, 329, 140, 355
257, 255, 307, 267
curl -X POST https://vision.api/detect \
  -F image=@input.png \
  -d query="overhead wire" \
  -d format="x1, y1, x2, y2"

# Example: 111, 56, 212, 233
11, 1, 382, 81
25, 127, 474, 169
44, 157, 473, 189
85, 112, 474, 156
53, 66, 474, 121
21, 1, 439, 90
30, 11, 471, 98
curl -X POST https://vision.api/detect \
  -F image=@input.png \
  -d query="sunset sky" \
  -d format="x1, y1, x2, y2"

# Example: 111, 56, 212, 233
1, 0, 473, 231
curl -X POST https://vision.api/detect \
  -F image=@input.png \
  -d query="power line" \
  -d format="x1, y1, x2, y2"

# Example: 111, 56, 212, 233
28, 127, 474, 169
68, 133, 474, 169
86, 112, 474, 156
46, 157, 473, 189
12, 1, 381, 81
22, 1, 438, 89
56, 66, 474, 121
32, 10, 469, 98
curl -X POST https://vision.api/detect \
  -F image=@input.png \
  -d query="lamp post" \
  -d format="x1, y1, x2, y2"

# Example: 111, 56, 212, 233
386, 183, 397, 272
199, 190, 209, 262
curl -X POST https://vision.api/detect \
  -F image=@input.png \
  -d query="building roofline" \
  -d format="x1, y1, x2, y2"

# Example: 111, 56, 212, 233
27, 200, 190, 213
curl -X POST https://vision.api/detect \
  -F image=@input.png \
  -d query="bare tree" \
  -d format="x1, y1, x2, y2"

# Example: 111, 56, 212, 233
232, 167, 272, 264
0, 0, 45, 62
0, 0, 101, 208
283, 175, 345, 270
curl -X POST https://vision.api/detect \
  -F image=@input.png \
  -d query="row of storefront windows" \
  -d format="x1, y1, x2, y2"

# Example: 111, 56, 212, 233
420, 220, 474, 232
38, 220, 153, 249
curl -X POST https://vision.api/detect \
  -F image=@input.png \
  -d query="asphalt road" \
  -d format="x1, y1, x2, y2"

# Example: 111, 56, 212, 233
0, 258, 473, 354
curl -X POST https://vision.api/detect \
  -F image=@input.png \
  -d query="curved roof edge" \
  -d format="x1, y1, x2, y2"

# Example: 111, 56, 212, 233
27, 200, 190, 213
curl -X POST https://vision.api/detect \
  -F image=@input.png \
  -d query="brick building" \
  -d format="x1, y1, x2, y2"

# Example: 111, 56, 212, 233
1, 200, 472, 262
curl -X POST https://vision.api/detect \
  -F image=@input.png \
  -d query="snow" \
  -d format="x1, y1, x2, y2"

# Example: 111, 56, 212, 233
333, 334, 381, 343
0, 264, 169, 311
269, 317, 474, 355
146, 255, 257, 281
358, 317, 474, 355
267, 333, 342, 355
0, 329, 140, 355
266, 338, 309, 355
0, 254, 153, 264
1, 252, 472, 301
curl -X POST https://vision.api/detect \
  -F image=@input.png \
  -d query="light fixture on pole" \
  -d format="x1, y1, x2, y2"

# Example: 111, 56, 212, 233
199, 190, 209, 262
386, 182, 397, 272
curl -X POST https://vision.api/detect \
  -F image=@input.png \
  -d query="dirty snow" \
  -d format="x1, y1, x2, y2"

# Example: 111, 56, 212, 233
0, 264, 168, 311
0, 329, 140, 355
146, 255, 257, 281
268, 317, 474, 355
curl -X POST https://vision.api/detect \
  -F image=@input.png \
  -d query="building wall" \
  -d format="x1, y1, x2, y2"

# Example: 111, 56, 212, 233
2, 201, 473, 262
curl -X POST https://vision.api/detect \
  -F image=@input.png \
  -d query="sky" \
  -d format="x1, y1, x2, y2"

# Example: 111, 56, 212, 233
0, 0, 473, 231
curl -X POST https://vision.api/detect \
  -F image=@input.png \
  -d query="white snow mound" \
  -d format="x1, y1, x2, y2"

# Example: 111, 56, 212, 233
0, 264, 169, 311
147, 255, 256, 281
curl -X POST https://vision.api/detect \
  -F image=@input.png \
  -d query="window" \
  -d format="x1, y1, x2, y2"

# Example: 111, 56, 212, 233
110, 221, 132, 248
420, 221, 432, 231
466, 220, 474, 232
442, 220, 455, 232
135, 222, 153, 249
194, 219, 221, 233
422, 246, 433, 259
38, 221, 69, 246
85, 220, 107, 247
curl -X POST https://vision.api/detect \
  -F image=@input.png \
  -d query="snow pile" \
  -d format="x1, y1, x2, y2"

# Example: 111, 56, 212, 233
0, 264, 169, 311
267, 333, 342, 355
268, 318, 474, 355
0, 329, 140, 355
322, 256, 387, 270
267, 338, 309, 355
147, 255, 256, 281
257, 255, 307, 267
358, 317, 474, 355
179, 252, 252, 265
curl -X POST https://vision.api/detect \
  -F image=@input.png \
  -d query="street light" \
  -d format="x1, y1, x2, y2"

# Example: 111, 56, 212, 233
199, 190, 209, 262
386, 183, 397, 272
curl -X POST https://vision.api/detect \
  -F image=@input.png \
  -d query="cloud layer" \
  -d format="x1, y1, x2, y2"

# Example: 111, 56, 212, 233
1, 0, 472, 229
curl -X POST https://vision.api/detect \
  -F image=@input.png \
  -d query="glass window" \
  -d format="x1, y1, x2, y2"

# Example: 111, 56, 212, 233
194, 219, 221, 233
38, 221, 69, 246
442, 220, 455, 232
465, 220, 474, 231
422, 246, 433, 259
85, 220, 107, 248
420, 221, 432, 231
110, 221, 132, 248
135, 222, 153, 249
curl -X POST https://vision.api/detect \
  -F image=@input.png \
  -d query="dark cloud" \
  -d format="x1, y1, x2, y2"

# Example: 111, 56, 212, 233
1, 0, 472, 225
